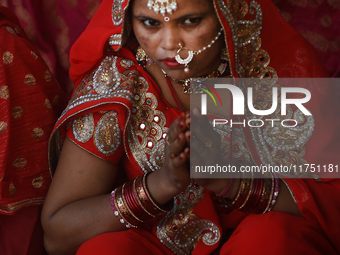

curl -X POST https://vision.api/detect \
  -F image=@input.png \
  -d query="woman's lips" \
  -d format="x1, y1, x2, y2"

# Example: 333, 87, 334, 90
161, 58, 182, 68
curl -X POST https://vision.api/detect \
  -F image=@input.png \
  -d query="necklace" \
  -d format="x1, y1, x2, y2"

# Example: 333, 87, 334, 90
162, 59, 228, 94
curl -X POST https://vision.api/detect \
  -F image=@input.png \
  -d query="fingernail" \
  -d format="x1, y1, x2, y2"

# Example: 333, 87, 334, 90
180, 112, 186, 119
179, 120, 184, 128
186, 112, 190, 118
179, 154, 184, 160
186, 119, 190, 128
185, 148, 190, 155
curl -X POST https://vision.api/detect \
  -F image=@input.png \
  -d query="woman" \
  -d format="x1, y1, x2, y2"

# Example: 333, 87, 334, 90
41, 0, 340, 254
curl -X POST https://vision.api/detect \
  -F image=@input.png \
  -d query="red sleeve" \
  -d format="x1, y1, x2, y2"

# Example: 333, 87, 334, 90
66, 107, 126, 164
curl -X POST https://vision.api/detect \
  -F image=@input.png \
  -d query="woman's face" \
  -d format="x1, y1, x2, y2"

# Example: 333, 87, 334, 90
131, 0, 225, 80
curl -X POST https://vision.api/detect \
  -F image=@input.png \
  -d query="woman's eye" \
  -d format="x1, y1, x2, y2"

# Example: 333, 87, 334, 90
142, 19, 160, 27
183, 18, 201, 25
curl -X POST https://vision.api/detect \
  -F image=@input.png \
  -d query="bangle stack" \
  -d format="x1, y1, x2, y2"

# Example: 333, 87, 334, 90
214, 172, 280, 214
110, 172, 173, 228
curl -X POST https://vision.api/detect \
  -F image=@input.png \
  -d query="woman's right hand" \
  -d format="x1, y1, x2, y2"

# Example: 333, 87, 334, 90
146, 112, 191, 205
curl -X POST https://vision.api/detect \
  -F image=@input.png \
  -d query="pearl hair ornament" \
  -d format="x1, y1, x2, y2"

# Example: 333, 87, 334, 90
175, 28, 223, 73
147, 0, 177, 16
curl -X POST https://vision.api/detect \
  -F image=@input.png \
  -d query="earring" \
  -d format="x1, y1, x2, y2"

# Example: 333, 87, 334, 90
136, 46, 151, 67
221, 48, 228, 61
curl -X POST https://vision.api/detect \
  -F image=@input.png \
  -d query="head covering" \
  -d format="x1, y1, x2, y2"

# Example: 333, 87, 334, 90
69, 0, 329, 86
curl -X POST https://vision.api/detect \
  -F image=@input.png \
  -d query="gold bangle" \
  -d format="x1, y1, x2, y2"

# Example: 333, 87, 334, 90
238, 177, 254, 210
142, 173, 168, 213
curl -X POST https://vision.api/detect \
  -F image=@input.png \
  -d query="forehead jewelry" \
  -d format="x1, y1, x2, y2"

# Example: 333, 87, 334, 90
175, 28, 223, 73
147, 0, 177, 16
164, 16, 170, 22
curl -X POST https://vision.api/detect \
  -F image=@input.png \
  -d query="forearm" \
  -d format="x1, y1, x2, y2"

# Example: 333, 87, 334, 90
272, 179, 302, 216
43, 194, 126, 255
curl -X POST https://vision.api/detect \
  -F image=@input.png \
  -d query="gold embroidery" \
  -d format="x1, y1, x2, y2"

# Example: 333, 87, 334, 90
93, 56, 122, 94
3, 51, 13, 65
0, 197, 46, 214
15, 26, 21, 34
24, 74, 36, 87
216, 0, 315, 177
120, 58, 135, 68
45, 98, 52, 109
60, 57, 134, 118
11, 106, 23, 119
32, 127, 44, 139
0, 86, 9, 100
109, 34, 122, 46
112, 0, 125, 26
72, 113, 94, 143
13, 158, 27, 168
94, 111, 122, 155
31, 51, 38, 59
53, 95, 59, 106
157, 183, 221, 255
129, 76, 168, 172
213, 123, 254, 166
32, 176, 44, 189
0, 121, 7, 134
9, 182, 16, 195
45, 70, 52, 82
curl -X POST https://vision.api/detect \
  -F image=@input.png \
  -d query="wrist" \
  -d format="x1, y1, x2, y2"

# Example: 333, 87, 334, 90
147, 170, 183, 205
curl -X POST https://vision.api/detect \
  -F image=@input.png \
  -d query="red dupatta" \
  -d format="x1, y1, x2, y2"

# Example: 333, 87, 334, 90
0, 7, 68, 214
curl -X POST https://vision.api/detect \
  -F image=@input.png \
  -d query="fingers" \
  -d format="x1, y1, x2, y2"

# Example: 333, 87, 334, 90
167, 112, 189, 144
189, 108, 222, 165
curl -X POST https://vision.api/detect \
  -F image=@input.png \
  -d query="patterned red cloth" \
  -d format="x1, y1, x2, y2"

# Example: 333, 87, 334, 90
276, 0, 340, 77
0, 6, 68, 255
0, 0, 104, 96
0, 6, 67, 214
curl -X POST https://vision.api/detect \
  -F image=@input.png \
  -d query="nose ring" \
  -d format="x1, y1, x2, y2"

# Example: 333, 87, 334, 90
175, 43, 194, 73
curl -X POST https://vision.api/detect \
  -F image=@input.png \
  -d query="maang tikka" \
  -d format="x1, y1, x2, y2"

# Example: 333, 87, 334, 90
147, 0, 177, 15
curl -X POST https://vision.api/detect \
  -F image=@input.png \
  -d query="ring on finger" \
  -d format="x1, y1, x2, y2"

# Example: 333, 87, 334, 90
205, 138, 213, 149
166, 135, 171, 146
170, 152, 177, 159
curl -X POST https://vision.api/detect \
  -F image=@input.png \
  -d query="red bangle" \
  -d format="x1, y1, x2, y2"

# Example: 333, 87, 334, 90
215, 178, 235, 198
252, 175, 273, 214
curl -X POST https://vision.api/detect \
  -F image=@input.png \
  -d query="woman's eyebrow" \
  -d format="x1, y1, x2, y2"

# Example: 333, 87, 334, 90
134, 15, 155, 19
173, 12, 208, 20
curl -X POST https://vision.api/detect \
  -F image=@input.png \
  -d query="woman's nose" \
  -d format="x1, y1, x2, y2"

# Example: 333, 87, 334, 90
160, 27, 180, 52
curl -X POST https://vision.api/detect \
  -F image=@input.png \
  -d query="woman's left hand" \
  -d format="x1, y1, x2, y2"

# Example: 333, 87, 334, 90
188, 108, 232, 193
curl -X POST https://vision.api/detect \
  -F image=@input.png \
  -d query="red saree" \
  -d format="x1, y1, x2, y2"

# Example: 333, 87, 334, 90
48, 0, 340, 254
